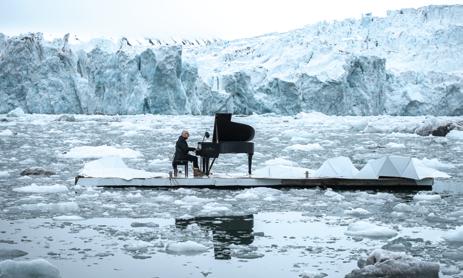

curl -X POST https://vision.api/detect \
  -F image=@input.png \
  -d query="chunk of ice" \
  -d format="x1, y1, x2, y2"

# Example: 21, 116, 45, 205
344, 208, 371, 216
443, 226, 463, 242
0, 259, 60, 278
0, 129, 13, 136
52, 215, 84, 221
166, 241, 208, 254
285, 143, 324, 151
13, 184, 68, 194
346, 249, 439, 278
447, 130, 463, 140
345, 221, 398, 238
413, 193, 441, 202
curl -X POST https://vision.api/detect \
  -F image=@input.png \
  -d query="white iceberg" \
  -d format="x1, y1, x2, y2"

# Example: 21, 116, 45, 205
355, 155, 450, 180
80, 156, 167, 180
313, 156, 359, 178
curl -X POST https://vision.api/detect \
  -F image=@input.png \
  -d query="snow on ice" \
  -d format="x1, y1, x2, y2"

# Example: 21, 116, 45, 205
80, 156, 167, 180
346, 249, 439, 278
345, 221, 398, 238
0, 259, 61, 278
166, 241, 208, 255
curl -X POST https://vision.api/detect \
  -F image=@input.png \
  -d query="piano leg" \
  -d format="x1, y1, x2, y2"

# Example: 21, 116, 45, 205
201, 157, 206, 173
205, 157, 210, 176
248, 154, 253, 175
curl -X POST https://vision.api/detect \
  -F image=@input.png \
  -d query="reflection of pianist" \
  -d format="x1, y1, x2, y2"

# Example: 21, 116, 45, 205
172, 130, 204, 177
175, 215, 254, 260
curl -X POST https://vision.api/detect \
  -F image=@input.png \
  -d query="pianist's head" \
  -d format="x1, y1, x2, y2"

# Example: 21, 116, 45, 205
181, 130, 190, 139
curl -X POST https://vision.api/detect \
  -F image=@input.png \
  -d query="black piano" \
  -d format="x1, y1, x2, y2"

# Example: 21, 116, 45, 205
196, 113, 254, 175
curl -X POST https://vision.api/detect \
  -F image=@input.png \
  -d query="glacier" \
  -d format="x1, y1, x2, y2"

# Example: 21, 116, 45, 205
0, 5, 462, 115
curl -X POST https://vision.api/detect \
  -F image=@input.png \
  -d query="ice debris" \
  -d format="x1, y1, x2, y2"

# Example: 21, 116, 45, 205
165, 241, 208, 255
345, 249, 439, 278
0, 259, 61, 278
345, 221, 397, 238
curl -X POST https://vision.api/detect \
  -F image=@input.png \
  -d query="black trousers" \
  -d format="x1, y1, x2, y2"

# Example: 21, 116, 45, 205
172, 154, 199, 170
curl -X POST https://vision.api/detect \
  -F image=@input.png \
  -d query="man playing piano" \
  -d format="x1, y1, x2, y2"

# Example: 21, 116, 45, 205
172, 130, 204, 177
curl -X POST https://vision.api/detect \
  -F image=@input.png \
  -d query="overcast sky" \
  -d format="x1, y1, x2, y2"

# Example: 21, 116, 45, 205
0, 0, 462, 40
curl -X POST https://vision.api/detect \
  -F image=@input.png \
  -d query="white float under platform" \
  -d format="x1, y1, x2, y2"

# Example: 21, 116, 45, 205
74, 176, 433, 190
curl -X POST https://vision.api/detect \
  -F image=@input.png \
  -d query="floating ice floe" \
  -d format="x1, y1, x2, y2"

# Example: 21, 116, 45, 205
393, 203, 414, 212
13, 184, 68, 194
80, 156, 167, 180
63, 145, 142, 159
355, 155, 450, 180
413, 192, 442, 202
345, 221, 398, 238
0, 259, 60, 278
447, 130, 463, 140
324, 189, 345, 201
263, 157, 296, 166
285, 143, 324, 151
313, 156, 359, 178
0, 129, 13, 136
385, 142, 405, 148
6, 107, 25, 117
19, 202, 79, 213
345, 249, 439, 278
200, 202, 230, 215
0, 170, 9, 177
344, 208, 371, 216
52, 215, 84, 221
443, 226, 463, 242
420, 158, 455, 170
165, 241, 208, 254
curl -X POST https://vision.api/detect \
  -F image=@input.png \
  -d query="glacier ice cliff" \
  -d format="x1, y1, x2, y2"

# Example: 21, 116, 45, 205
0, 5, 462, 115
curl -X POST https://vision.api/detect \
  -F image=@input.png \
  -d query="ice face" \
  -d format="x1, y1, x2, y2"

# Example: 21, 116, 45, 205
0, 114, 462, 277
1, 5, 463, 116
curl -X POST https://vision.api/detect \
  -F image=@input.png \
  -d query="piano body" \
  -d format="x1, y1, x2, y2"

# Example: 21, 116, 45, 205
196, 113, 254, 175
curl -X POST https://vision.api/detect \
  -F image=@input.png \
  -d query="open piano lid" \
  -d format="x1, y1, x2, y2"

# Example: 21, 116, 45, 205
212, 113, 255, 143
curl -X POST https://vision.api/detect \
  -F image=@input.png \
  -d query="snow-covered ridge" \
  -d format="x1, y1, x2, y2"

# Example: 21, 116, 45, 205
0, 5, 462, 116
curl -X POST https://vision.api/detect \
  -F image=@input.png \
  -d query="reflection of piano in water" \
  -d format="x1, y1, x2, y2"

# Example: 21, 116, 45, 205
196, 113, 255, 175
175, 215, 254, 260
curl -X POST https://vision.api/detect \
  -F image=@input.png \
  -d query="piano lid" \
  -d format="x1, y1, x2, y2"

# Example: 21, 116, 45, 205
213, 113, 255, 143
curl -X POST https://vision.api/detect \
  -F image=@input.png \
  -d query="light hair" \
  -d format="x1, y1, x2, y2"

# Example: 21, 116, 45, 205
181, 130, 189, 136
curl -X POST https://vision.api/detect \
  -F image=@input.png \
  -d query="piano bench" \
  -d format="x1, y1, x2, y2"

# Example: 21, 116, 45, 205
173, 160, 189, 177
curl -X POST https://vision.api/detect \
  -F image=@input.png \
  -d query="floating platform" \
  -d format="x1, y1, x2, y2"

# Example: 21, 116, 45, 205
75, 176, 433, 190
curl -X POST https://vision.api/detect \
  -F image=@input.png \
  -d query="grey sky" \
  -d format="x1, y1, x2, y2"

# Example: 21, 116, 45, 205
0, 0, 462, 40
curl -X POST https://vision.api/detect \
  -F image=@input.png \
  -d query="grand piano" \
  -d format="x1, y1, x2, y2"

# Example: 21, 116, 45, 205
196, 113, 254, 175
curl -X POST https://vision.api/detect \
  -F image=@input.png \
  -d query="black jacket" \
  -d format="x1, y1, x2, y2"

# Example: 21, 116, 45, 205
173, 136, 195, 161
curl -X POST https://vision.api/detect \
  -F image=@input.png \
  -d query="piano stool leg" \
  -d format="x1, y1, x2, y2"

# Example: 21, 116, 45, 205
248, 154, 253, 175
